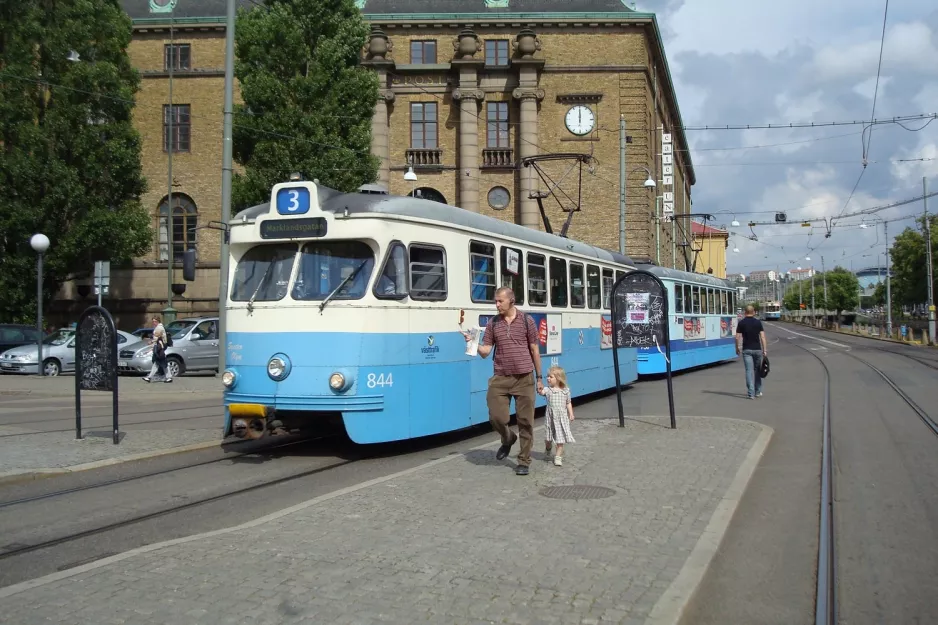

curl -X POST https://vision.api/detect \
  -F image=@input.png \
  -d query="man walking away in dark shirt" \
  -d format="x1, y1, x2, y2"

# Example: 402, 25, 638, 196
736, 305, 767, 399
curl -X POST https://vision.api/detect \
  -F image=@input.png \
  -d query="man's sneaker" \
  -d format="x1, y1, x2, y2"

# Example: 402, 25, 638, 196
515, 465, 529, 476
496, 434, 517, 461
142, 377, 150, 383
756, 392, 763, 397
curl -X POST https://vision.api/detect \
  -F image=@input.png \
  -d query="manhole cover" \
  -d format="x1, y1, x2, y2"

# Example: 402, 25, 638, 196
539, 485, 616, 500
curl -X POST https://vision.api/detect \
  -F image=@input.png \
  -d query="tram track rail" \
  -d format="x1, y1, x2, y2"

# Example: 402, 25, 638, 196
0, 437, 354, 561
0, 435, 320, 509
786, 340, 836, 625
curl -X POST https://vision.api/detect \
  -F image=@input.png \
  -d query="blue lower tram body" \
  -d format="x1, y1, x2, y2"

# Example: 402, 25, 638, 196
637, 338, 737, 375
223, 329, 638, 444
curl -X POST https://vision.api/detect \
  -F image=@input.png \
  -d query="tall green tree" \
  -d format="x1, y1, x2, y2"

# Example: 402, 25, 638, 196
0, 0, 151, 323
232, 0, 380, 210
822, 267, 860, 314
888, 215, 938, 308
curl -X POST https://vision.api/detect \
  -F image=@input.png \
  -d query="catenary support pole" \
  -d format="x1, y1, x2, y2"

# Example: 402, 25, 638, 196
217, 0, 236, 373
619, 115, 626, 255
924, 176, 935, 345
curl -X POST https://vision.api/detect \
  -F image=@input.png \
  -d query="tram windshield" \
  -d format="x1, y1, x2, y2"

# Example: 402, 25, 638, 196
292, 241, 375, 301
230, 244, 297, 302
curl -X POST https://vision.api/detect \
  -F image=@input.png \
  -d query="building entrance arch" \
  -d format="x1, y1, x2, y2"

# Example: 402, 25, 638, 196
408, 187, 447, 204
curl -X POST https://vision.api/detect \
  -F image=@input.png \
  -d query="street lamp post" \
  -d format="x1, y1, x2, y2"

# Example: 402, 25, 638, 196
30, 234, 50, 377
620, 165, 656, 255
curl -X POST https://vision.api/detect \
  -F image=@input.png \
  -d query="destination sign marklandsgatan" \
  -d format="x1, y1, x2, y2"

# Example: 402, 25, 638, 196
260, 217, 328, 239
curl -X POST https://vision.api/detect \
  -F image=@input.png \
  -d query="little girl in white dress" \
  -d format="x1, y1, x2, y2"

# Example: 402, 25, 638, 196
539, 366, 575, 466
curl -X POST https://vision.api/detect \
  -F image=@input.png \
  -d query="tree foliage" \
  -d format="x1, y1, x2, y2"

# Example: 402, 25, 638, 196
888, 215, 938, 308
231, 0, 380, 211
0, 0, 151, 323
782, 269, 860, 313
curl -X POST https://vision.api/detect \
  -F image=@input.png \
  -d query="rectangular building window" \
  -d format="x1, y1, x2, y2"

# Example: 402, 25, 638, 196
549, 257, 568, 308
469, 241, 496, 303
587, 264, 601, 309
527, 253, 547, 306
602, 268, 614, 309
164, 44, 191, 71
500, 246, 524, 306
486, 102, 509, 148
410, 102, 438, 149
163, 104, 190, 152
485, 40, 509, 66
570, 262, 585, 308
410, 40, 437, 64
409, 244, 447, 300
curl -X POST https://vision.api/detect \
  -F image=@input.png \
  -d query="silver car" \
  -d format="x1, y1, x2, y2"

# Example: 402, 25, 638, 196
0, 328, 136, 376
118, 317, 219, 378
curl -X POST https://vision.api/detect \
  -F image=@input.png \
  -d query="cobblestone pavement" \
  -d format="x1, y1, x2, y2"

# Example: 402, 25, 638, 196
0, 372, 221, 398
0, 416, 770, 625
0, 427, 222, 476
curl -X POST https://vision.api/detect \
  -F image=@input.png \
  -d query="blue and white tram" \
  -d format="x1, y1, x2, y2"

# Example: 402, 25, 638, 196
635, 266, 740, 375
220, 178, 640, 444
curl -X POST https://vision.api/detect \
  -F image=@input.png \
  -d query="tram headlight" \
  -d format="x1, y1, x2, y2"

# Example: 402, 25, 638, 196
267, 356, 288, 380
329, 372, 345, 390
221, 370, 237, 388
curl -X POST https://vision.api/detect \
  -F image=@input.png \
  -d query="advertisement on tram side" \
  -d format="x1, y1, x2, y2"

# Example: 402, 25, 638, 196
683, 316, 706, 341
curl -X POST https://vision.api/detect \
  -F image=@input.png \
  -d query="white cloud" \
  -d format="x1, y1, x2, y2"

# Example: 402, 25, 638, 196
853, 75, 892, 100
813, 21, 938, 81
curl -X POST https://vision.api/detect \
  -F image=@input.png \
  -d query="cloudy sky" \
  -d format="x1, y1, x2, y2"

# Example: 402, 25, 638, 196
639, 0, 938, 276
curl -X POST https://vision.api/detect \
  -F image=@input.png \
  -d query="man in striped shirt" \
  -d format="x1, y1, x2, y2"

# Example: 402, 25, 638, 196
463, 287, 544, 475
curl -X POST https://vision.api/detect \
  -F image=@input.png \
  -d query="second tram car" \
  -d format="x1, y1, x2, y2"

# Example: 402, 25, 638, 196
762, 301, 782, 321
220, 179, 641, 444
634, 266, 740, 375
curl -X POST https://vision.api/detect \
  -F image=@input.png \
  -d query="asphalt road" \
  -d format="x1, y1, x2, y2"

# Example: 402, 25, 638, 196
680, 321, 938, 624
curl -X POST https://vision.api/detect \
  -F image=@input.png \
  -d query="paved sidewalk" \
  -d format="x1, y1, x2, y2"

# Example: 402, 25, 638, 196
0, 415, 771, 625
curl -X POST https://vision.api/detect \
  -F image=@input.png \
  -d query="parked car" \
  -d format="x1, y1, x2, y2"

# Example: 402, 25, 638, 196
118, 317, 219, 378
0, 324, 43, 354
0, 329, 136, 376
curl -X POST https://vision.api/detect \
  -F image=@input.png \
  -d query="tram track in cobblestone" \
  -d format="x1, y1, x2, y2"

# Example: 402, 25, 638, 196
840, 350, 938, 438
0, 401, 222, 427
0, 409, 223, 439
0, 434, 322, 510
786, 340, 836, 625
0, 437, 356, 562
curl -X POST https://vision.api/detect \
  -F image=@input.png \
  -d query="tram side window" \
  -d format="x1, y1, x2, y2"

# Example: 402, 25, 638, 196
549, 257, 568, 307
615, 270, 626, 285
692, 286, 701, 314
586, 264, 601, 309
469, 241, 496, 303
374, 242, 408, 299
230, 244, 296, 302
527, 253, 547, 306
675, 284, 684, 314
500, 246, 524, 305
570, 262, 585, 308
701, 288, 708, 314
707, 289, 714, 314
684, 284, 692, 315
602, 268, 613, 309
721, 291, 728, 314
410, 244, 447, 301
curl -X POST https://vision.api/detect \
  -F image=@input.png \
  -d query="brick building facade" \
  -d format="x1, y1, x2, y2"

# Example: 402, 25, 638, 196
55, 0, 694, 327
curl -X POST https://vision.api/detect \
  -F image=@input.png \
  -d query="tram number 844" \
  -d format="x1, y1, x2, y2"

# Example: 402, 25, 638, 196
366, 373, 394, 388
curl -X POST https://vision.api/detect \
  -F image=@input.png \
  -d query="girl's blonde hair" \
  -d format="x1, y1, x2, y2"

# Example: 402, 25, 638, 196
547, 366, 568, 389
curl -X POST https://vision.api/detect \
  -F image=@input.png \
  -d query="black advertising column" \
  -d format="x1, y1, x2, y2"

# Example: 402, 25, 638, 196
610, 270, 676, 429
75, 306, 120, 443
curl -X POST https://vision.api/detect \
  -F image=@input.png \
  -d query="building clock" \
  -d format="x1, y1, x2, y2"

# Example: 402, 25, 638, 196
564, 105, 595, 136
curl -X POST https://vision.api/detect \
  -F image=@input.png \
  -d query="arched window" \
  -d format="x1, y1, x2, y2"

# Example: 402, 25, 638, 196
408, 187, 447, 204
157, 194, 198, 262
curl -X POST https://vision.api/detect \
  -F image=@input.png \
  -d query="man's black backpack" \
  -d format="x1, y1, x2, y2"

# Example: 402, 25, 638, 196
164, 331, 173, 348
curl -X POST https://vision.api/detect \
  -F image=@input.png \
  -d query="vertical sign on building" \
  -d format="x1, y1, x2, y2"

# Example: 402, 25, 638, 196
661, 131, 674, 221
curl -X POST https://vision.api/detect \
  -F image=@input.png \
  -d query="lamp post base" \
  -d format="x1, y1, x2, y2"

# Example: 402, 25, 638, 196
161, 305, 177, 326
